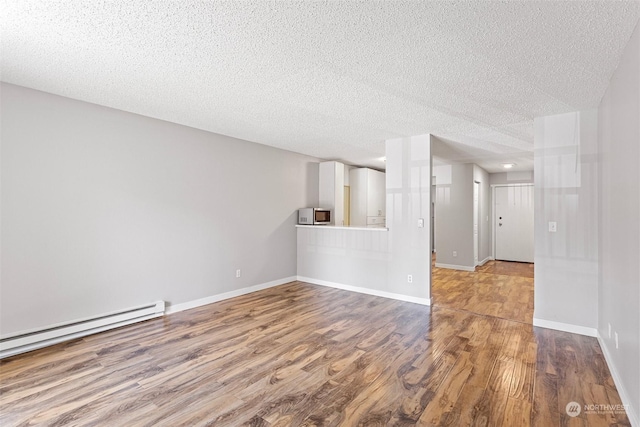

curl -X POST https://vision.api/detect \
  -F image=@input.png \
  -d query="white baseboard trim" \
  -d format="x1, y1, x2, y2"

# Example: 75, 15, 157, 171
532, 318, 597, 337
597, 333, 639, 427
434, 263, 475, 272
478, 257, 493, 267
166, 276, 297, 314
297, 276, 431, 306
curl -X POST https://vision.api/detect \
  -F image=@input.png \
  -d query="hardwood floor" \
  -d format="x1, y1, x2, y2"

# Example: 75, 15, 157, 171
432, 259, 534, 324
475, 260, 534, 279
0, 282, 629, 426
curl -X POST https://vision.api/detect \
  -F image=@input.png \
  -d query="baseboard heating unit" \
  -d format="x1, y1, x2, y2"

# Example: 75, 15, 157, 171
0, 301, 165, 359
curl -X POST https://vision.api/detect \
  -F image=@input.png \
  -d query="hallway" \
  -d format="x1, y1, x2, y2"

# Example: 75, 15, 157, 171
431, 260, 534, 324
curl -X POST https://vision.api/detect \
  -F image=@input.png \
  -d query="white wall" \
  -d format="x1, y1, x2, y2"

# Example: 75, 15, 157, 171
343, 164, 355, 186
598, 21, 639, 426
489, 171, 533, 186
434, 163, 474, 270
533, 110, 599, 336
297, 134, 432, 303
1, 83, 319, 336
319, 161, 344, 226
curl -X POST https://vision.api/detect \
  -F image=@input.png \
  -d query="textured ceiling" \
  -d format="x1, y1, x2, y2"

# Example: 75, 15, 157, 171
2, 1, 639, 172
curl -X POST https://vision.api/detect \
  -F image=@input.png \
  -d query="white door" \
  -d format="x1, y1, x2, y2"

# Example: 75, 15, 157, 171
473, 182, 479, 266
495, 185, 534, 263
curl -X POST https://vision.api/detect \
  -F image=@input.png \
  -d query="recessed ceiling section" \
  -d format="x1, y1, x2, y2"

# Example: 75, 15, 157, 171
2, 1, 638, 169
431, 136, 534, 174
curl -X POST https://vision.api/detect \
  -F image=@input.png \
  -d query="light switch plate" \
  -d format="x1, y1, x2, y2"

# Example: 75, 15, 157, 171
548, 221, 557, 232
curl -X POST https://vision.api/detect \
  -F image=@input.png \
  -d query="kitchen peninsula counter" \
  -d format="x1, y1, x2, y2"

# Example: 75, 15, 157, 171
295, 224, 388, 232
296, 223, 430, 306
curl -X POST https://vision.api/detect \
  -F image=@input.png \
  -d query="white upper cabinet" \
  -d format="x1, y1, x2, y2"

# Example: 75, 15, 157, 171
349, 168, 385, 227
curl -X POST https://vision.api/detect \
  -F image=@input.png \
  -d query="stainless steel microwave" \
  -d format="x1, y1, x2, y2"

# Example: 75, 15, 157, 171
298, 208, 331, 225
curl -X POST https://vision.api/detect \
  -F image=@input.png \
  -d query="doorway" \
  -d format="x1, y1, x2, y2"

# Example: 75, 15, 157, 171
473, 181, 479, 266
431, 178, 535, 324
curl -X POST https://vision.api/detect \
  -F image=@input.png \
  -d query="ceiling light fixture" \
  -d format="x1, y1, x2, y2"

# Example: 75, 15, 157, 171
502, 163, 515, 169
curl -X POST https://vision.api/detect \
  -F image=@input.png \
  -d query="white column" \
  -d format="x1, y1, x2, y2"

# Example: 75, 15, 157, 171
385, 134, 432, 299
533, 109, 599, 336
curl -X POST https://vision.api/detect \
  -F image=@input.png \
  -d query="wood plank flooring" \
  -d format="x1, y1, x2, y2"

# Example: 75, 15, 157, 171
432, 260, 534, 324
0, 282, 629, 426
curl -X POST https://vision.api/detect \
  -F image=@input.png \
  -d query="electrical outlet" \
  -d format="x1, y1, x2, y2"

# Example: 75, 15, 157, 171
236, 269, 241, 278
418, 218, 424, 228
407, 275, 413, 283
608, 323, 612, 338
453, 251, 458, 257
615, 332, 619, 349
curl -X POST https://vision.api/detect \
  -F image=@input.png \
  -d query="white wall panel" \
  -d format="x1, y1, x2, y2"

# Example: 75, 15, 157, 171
533, 110, 599, 332
597, 21, 640, 426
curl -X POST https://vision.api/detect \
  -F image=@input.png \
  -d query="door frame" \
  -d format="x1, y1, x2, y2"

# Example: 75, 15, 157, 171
491, 183, 534, 260
343, 186, 350, 226
473, 181, 480, 266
